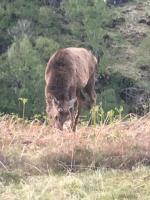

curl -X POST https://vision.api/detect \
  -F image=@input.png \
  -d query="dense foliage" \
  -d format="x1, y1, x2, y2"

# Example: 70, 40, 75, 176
0, 0, 113, 117
0, 0, 149, 117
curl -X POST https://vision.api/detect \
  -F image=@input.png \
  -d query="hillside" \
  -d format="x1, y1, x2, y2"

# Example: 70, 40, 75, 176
0, 0, 149, 117
107, 0, 150, 88
96, 0, 150, 115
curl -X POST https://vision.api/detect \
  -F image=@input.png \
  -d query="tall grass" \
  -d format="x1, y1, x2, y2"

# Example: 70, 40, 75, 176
0, 113, 150, 174
0, 114, 150, 199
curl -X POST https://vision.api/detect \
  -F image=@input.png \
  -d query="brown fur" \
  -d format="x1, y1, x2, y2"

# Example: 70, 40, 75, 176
45, 47, 98, 131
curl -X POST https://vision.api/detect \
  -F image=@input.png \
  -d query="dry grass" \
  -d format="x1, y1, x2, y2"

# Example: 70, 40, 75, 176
0, 113, 150, 174
0, 114, 150, 199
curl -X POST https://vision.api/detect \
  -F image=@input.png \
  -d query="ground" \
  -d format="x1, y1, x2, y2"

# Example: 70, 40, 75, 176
1, 167, 150, 200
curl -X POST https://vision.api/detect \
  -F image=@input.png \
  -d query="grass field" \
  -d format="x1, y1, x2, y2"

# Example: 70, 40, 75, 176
0, 114, 150, 199
1, 167, 150, 200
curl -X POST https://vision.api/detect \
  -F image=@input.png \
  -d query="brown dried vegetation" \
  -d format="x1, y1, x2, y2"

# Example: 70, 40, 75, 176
0, 114, 150, 174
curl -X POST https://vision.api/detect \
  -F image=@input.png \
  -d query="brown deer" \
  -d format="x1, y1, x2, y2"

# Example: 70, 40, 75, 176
45, 47, 98, 131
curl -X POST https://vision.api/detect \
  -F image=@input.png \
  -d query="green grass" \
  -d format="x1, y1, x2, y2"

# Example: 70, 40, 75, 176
0, 167, 150, 200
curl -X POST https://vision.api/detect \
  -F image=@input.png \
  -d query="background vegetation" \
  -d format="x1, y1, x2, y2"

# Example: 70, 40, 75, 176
1, 0, 149, 118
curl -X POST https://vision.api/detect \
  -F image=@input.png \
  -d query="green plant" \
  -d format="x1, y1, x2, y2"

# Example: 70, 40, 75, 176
19, 97, 28, 119
89, 104, 124, 125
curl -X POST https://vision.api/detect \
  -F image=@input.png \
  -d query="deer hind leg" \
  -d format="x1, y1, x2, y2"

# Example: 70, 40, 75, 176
71, 100, 82, 132
84, 73, 97, 126
84, 73, 97, 108
86, 89, 96, 126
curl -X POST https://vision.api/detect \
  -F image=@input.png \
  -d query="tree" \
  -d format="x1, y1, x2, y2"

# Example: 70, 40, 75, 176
6, 35, 44, 116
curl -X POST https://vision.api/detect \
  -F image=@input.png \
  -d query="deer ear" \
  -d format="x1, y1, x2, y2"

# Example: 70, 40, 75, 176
68, 98, 77, 109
